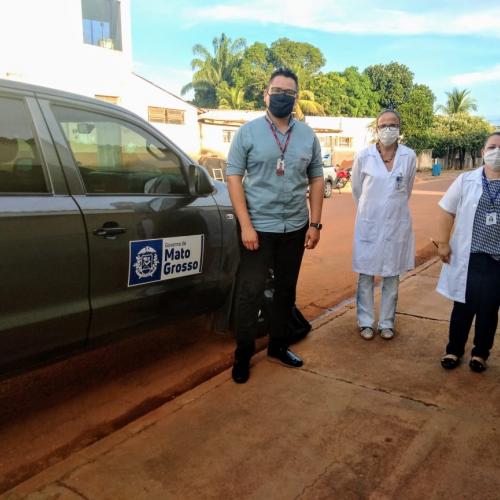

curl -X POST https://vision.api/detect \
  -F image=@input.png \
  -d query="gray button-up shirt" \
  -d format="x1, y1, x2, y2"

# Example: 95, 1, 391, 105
226, 115, 323, 233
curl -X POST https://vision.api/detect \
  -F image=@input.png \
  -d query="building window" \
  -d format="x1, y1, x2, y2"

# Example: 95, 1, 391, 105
223, 129, 236, 143
148, 107, 185, 125
334, 136, 353, 148
82, 0, 122, 51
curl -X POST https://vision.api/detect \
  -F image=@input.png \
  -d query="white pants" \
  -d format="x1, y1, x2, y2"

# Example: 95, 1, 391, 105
356, 274, 400, 330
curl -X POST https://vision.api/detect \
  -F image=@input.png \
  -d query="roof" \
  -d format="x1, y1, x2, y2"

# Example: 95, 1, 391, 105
132, 73, 201, 112
198, 109, 351, 133
198, 109, 265, 126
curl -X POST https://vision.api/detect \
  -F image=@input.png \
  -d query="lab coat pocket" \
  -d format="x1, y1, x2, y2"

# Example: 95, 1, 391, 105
390, 218, 411, 242
358, 218, 377, 243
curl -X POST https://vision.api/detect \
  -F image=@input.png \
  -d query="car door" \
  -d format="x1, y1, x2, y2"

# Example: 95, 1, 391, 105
0, 89, 89, 371
40, 98, 224, 340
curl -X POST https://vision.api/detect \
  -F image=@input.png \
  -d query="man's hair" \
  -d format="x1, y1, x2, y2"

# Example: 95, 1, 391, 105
268, 67, 299, 89
376, 109, 402, 128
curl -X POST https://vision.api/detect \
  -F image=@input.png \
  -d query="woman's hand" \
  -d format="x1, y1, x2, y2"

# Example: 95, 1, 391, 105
438, 242, 451, 263
241, 225, 259, 251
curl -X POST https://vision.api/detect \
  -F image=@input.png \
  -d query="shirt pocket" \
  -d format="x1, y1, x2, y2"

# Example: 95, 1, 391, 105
288, 153, 311, 176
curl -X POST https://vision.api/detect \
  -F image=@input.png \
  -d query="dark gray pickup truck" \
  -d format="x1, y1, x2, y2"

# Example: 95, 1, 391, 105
0, 79, 238, 375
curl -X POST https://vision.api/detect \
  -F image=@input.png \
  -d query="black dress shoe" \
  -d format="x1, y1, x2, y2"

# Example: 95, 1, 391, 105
232, 359, 250, 384
469, 357, 487, 373
441, 354, 460, 370
267, 346, 303, 367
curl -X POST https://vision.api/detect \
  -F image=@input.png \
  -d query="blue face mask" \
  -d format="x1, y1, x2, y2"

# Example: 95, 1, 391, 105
268, 94, 295, 118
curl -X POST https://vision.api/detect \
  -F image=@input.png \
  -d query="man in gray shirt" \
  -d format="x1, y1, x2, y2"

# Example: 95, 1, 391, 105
227, 67, 324, 384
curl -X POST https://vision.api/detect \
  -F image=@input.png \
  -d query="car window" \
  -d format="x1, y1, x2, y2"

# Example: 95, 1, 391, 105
52, 105, 188, 195
0, 97, 48, 194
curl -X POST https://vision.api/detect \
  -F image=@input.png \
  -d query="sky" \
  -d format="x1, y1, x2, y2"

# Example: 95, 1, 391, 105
130, 0, 500, 124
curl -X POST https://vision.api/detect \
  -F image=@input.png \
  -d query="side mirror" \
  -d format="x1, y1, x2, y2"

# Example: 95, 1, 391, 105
188, 164, 215, 196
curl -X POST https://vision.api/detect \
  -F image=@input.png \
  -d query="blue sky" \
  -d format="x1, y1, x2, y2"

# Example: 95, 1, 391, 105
131, 0, 500, 123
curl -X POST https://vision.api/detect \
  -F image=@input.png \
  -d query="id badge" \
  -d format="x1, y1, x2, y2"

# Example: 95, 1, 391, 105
486, 212, 497, 226
276, 158, 285, 176
395, 174, 404, 191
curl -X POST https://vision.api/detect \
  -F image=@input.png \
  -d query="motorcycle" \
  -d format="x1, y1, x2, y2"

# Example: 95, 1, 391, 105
334, 167, 351, 189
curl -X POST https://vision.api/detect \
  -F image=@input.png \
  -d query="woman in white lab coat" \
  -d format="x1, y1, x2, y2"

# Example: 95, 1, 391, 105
352, 110, 416, 340
437, 132, 500, 372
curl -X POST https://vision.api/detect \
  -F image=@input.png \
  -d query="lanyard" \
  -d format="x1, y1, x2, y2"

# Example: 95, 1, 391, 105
267, 119, 292, 159
482, 169, 500, 208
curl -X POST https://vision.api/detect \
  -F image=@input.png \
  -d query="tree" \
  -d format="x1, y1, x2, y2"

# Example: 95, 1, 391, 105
269, 38, 325, 76
309, 72, 347, 116
364, 62, 414, 110
341, 67, 380, 117
431, 114, 494, 169
232, 42, 273, 109
399, 84, 435, 153
436, 88, 477, 115
217, 83, 253, 110
293, 90, 325, 120
309, 67, 379, 117
182, 33, 246, 107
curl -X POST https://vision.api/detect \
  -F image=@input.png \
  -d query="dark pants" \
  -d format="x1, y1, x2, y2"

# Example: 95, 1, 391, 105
233, 224, 308, 358
446, 253, 500, 359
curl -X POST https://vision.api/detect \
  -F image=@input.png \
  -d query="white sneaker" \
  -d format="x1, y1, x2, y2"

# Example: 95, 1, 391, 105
379, 328, 395, 340
359, 327, 375, 340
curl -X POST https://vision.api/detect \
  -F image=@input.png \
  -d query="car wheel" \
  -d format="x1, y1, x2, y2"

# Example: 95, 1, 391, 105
324, 180, 333, 198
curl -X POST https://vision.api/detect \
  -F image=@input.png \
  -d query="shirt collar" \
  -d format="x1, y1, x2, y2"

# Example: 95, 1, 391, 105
265, 111, 296, 133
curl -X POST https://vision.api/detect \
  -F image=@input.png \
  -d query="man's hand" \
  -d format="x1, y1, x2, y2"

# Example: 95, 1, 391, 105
241, 225, 259, 251
304, 227, 320, 249
438, 242, 451, 263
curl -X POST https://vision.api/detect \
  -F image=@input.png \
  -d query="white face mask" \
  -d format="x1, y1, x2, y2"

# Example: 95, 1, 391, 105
484, 147, 500, 171
378, 127, 400, 146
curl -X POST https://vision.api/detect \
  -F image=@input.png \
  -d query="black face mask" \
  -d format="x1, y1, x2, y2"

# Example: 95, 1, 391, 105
268, 93, 295, 118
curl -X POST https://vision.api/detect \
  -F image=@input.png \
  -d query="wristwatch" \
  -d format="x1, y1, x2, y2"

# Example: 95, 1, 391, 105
309, 222, 322, 230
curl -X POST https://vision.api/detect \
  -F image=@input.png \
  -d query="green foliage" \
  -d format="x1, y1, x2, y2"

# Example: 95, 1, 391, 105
341, 67, 380, 117
294, 90, 325, 120
181, 33, 246, 107
399, 84, 435, 153
232, 42, 273, 109
436, 88, 478, 115
431, 113, 494, 168
268, 38, 325, 76
364, 62, 414, 109
217, 83, 253, 110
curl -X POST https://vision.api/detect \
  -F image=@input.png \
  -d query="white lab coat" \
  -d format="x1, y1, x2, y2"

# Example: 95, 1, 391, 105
436, 167, 484, 303
352, 144, 416, 277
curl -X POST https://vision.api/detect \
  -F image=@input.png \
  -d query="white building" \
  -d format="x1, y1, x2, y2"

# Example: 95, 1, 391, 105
0, 0, 200, 156
198, 110, 374, 166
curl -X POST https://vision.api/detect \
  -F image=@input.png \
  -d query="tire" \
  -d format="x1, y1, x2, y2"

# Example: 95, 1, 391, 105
324, 180, 332, 198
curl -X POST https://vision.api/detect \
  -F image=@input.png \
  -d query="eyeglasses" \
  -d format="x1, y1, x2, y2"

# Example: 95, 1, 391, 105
268, 87, 298, 97
377, 124, 399, 131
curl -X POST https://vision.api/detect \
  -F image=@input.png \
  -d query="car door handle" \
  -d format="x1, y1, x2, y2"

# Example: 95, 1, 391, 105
93, 225, 127, 238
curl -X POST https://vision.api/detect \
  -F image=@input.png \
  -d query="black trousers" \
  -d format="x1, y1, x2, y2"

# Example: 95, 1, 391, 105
233, 223, 308, 357
446, 253, 500, 359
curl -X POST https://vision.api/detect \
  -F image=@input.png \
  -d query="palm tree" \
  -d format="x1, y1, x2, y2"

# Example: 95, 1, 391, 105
294, 90, 325, 120
181, 34, 246, 107
437, 88, 477, 115
218, 84, 252, 110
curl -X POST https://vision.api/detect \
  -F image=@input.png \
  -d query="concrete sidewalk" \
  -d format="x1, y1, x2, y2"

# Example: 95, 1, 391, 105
5, 259, 500, 500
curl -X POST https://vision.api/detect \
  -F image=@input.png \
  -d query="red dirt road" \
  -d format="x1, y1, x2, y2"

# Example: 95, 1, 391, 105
0, 171, 458, 494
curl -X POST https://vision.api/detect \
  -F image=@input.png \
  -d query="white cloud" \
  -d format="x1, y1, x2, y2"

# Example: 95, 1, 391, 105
451, 64, 500, 85
185, 1, 500, 37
